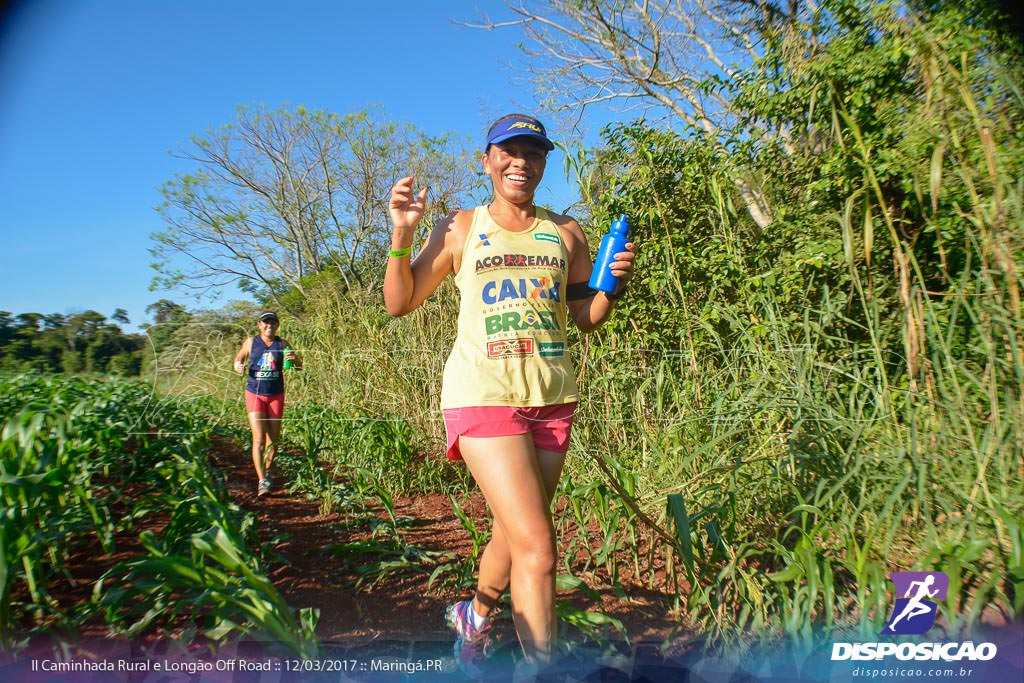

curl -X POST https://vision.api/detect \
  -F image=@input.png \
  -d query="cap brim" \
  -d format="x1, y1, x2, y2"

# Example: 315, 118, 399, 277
488, 131, 554, 151
258, 315, 279, 323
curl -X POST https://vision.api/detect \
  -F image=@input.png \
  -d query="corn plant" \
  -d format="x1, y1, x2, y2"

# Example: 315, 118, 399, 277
0, 375, 318, 656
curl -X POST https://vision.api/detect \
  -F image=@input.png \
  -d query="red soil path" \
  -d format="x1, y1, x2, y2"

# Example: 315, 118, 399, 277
206, 436, 686, 651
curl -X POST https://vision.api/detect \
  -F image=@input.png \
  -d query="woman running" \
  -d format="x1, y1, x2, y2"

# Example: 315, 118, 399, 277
384, 114, 636, 673
232, 311, 301, 497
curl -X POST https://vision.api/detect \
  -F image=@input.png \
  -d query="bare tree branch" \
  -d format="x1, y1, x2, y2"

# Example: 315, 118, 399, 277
153, 105, 482, 304
463, 0, 824, 228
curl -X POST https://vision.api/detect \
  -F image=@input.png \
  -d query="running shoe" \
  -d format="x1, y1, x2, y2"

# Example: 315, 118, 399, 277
257, 478, 271, 496
445, 600, 491, 676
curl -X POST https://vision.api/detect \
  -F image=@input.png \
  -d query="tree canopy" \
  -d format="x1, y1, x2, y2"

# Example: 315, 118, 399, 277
0, 309, 145, 375
151, 105, 483, 316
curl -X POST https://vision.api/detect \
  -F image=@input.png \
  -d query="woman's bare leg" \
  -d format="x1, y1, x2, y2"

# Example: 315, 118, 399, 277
263, 415, 282, 475
458, 435, 560, 665
247, 411, 268, 481
471, 448, 565, 617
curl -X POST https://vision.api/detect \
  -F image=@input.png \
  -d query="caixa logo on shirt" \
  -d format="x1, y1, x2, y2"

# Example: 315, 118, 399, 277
831, 571, 998, 662
481, 277, 561, 304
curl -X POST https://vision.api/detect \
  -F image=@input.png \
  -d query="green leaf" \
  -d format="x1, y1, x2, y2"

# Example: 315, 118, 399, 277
667, 493, 694, 570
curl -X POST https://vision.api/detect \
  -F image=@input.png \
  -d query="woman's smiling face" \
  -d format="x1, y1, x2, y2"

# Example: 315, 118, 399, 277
482, 138, 548, 205
257, 319, 278, 336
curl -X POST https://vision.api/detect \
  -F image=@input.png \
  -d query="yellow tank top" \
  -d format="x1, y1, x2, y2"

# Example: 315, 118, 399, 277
440, 206, 579, 409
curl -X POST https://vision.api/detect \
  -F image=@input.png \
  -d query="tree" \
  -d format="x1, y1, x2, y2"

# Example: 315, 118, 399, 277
152, 105, 481, 315
62, 311, 107, 357
143, 299, 193, 360
466, 0, 821, 229
0, 309, 144, 374
145, 299, 190, 326
108, 351, 141, 376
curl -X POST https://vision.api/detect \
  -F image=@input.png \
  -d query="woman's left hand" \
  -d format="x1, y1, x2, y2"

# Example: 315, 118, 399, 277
610, 242, 638, 284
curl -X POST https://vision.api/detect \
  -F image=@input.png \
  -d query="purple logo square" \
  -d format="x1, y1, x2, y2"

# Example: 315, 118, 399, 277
881, 571, 948, 635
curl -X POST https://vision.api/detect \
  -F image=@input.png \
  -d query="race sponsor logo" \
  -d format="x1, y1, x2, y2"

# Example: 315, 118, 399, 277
481, 277, 561, 304
476, 232, 494, 248
485, 310, 559, 335
475, 253, 566, 273
539, 341, 564, 357
255, 351, 279, 379
831, 570, 998, 662
508, 120, 542, 133
534, 232, 560, 244
487, 338, 534, 358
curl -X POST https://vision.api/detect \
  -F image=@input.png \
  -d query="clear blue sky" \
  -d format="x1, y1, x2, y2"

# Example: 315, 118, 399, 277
0, 0, 611, 331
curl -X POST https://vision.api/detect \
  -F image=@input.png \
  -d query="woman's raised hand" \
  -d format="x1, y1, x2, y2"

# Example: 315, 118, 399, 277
389, 176, 427, 232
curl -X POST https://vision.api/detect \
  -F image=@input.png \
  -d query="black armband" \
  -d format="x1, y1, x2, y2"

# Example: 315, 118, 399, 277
607, 283, 628, 300
566, 281, 598, 301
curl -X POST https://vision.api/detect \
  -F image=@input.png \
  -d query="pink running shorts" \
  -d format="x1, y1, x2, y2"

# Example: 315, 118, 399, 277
442, 402, 578, 461
245, 391, 284, 419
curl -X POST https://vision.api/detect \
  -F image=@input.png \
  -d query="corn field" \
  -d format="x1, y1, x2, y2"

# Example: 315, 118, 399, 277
3, 0, 1022, 665
146, 0, 1024, 652
0, 374, 317, 656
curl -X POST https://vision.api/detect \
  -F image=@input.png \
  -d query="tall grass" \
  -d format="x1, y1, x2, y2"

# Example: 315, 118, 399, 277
153, 5, 1023, 647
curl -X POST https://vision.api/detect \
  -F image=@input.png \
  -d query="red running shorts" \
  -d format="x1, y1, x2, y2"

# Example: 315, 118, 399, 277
442, 402, 577, 461
244, 391, 284, 419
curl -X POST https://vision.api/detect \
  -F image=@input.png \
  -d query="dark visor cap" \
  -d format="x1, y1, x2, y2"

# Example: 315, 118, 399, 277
486, 116, 554, 151
258, 311, 279, 323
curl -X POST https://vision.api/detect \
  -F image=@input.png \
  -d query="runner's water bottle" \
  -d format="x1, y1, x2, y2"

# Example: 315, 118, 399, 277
589, 214, 630, 294
283, 346, 293, 370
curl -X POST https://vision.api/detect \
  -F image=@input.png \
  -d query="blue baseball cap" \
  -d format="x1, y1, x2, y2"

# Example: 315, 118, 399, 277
485, 115, 554, 151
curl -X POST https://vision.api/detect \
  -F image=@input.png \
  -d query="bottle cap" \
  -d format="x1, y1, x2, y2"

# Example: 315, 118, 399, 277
612, 214, 629, 235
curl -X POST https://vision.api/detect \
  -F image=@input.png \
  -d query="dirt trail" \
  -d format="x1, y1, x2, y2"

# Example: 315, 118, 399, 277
207, 436, 684, 651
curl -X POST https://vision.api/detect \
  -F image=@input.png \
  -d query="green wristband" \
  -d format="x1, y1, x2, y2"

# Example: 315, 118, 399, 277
389, 246, 412, 258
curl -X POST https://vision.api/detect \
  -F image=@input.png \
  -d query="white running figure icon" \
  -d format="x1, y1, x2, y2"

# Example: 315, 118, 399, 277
887, 574, 939, 630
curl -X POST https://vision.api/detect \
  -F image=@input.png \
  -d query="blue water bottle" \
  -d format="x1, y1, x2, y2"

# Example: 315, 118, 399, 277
589, 214, 630, 293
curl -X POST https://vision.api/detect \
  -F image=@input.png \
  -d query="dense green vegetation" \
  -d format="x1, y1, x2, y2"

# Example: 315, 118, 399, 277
0, 310, 145, 375
6, 0, 1020, 653
150, 0, 1022, 645
0, 375, 618, 651
0, 375, 317, 654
